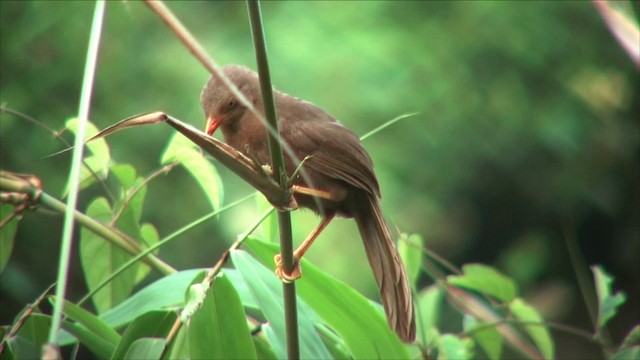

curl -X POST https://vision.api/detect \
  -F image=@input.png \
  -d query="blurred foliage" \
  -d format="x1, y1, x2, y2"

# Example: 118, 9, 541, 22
0, 1, 638, 358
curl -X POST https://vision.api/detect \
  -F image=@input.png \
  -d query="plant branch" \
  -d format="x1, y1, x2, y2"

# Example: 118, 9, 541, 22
0, 172, 176, 276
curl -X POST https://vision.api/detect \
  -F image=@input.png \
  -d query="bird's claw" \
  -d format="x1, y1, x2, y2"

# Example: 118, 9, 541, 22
274, 254, 302, 283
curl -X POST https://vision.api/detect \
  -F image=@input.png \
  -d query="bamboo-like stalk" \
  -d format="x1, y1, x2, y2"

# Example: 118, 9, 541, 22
246, 1, 299, 358
45, 0, 106, 354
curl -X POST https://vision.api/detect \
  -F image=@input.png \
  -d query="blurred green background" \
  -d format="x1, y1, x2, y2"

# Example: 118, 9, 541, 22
1, 1, 638, 358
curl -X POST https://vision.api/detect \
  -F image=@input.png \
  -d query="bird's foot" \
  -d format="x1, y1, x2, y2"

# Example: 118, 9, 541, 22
273, 254, 302, 283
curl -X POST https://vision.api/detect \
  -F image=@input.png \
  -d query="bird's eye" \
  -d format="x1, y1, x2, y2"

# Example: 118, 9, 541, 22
227, 99, 236, 108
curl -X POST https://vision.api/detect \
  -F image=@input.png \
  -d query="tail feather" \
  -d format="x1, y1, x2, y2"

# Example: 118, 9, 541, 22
355, 195, 416, 343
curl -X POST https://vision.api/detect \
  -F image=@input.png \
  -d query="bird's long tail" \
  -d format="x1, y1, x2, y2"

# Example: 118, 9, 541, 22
355, 195, 416, 343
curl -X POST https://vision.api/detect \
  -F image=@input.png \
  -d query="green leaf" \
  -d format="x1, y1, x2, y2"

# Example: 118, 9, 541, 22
0, 204, 18, 273
437, 334, 474, 360
161, 133, 223, 211
64, 118, 110, 193
416, 285, 444, 348
188, 273, 257, 359
230, 249, 332, 360
252, 329, 278, 360
99, 269, 204, 330
80, 197, 138, 313
256, 195, 278, 243
244, 237, 410, 359
398, 233, 423, 289
592, 265, 626, 330
50, 295, 121, 345
510, 298, 554, 359
111, 163, 137, 191
6, 313, 51, 360
60, 320, 115, 359
163, 326, 189, 360
124, 338, 166, 360
110, 310, 176, 360
448, 264, 518, 303
464, 314, 502, 359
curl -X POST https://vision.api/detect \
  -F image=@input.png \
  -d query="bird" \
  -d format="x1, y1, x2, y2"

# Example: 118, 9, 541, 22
200, 65, 416, 342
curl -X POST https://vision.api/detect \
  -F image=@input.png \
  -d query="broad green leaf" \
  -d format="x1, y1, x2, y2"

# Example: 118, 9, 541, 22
448, 264, 518, 303
99, 269, 203, 330
464, 314, 502, 359
510, 298, 554, 359
188, 273, 257, 359
262, 324, 285, 359
398, 233, 423, 289
437, 334, 474, 360
592, 265, 626, 330
61, 320, 114, 359
244, 238, 411, 359
124, 338, 166, 360
6, 313, 50, 360
161, 133, 223, 211
80, 197, 138, 313
230, 249, 331, 360
0, 204, 18, 273
110, 310, 177, 360
111, 163, 137, 191
50, 295, 120, 345
164, 326, 189, 360
252, 329, 278, 360
417, 286, 444, 348
64, 118, 110, 193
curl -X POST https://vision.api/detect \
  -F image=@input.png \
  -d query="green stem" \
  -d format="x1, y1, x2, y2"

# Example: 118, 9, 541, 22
247, 1, 299, 358
47, 0, 106, 350
0, 176, 175, 276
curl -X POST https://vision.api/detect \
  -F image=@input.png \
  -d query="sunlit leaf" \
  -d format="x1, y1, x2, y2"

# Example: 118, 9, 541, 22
161, 133, 223, 211
244, 238, 411, 359
437, 334, 474, 360
510, 298, 554, 359
592, 265, 626, 330
448, 264, 518, 303
416, 285, 444, 348
230, 249, 331, 360
464, 314, 502, 359
188, 273, 257, 359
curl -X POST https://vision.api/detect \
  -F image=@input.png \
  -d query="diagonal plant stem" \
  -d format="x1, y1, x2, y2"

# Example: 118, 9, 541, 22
246, 1, 299, 359
46, 0, 106, 352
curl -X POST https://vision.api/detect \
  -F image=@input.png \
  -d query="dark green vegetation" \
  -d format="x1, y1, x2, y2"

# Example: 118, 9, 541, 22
1, 1, 638, 359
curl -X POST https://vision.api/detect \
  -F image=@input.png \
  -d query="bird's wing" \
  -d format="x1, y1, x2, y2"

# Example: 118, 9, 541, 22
281, 100, 380, 197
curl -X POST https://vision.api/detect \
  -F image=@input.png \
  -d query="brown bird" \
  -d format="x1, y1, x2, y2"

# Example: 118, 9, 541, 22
200, 65, 416, 342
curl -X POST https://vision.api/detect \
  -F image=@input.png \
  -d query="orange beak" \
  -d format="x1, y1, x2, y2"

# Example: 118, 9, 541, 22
205, 115, 222, 136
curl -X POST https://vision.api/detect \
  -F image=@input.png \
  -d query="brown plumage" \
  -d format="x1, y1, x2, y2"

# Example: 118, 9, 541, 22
200, 65, 416, 342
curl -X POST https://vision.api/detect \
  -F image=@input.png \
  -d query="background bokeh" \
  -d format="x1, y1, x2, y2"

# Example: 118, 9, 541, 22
1, 1, 638, 358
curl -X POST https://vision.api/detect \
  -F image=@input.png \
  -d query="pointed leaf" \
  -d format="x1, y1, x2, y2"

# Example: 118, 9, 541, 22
6, 313, 51, 360
417, 285, 444, 348
188, 273, 257, 359
124, 338, 166, 360
244, 237, 411, 359
50, 295, 120, 345
80, 197, 138, 313
448, 264, 518, 303
161, 133, 223, 211
60, 320, 114, 358
110, 310, 176, 360
592, 265, 626, 330
230, 249, 331, 360
510, 298, 554, 359
464, 315, 502, 359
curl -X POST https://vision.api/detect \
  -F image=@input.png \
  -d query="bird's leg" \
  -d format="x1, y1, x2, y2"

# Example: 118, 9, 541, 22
274, 213, 336, 283
291, 185, 346, 202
